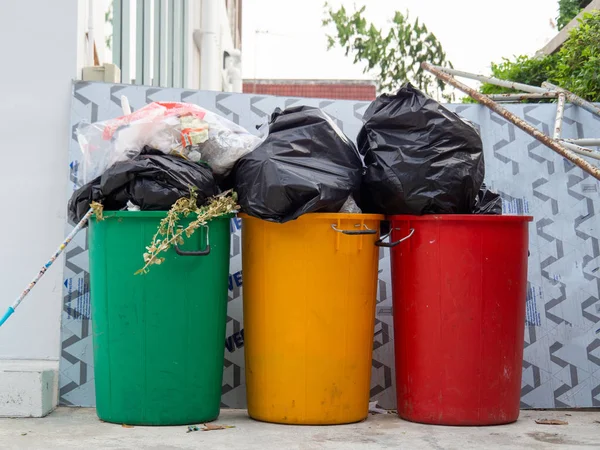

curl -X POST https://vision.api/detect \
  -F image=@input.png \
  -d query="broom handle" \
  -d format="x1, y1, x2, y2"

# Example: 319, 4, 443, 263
0, 209, 94, 327
0, 96, 133, 328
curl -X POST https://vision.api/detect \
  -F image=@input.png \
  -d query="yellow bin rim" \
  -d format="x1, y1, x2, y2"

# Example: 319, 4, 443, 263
238, 212, 385, 221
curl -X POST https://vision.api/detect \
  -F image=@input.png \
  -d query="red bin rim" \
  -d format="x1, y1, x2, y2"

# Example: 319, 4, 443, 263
387, 214, 533, 223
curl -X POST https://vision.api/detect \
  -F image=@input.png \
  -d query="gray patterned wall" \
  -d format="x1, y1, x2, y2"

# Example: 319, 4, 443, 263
60, 81, 600, 409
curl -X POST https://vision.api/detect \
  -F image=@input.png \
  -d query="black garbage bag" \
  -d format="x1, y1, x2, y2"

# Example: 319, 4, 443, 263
233, 106, 363, 223
473, 184, 502, 215
68, 147, 218, 223
358, 83, 485, 215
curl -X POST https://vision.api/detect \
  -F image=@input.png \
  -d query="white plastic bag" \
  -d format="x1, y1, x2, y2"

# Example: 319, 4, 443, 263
339, 195, 362, 213
77, 101, 260, 182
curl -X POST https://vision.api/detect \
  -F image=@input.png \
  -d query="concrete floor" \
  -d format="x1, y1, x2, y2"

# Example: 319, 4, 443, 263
1, 408, 600, 449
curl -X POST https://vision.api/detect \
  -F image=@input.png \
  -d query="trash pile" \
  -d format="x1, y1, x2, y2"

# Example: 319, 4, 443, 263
68, 101, 258, 222
232, 83, 501, 221
69, 147, 218, 222
77, 101, 260, 183
358, 83, 485, 215
234, 106, 364, 223
69, 86, 502, 226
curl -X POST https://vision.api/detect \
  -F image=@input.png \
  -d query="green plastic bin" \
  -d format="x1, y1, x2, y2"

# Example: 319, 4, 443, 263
88, 211, 231, 425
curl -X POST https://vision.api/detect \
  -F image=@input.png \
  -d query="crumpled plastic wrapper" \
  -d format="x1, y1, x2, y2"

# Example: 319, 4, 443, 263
339, 195, 362, 214
77, 101, 260, 182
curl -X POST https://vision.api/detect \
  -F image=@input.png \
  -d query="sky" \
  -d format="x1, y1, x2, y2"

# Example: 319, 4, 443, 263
242, 0, 558, 89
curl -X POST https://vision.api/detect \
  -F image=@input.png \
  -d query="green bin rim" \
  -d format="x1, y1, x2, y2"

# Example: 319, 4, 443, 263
92, 211, 236, 220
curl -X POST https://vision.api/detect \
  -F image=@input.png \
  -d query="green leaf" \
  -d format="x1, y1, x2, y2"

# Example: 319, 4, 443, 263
480, 11, 600, 102
322, 3, 452, 97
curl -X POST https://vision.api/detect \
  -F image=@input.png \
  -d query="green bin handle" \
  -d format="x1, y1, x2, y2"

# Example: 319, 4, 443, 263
174, 225, 211, 256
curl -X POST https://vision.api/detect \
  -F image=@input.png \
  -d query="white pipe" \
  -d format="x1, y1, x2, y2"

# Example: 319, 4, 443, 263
487, 93, 558, 101
88, 0, 95, 66
565, 138, 600, 147
223, 49, 242, 93
121, 95, 131, 115
543, 81, 600, 118
434, 65, 551, 94
200, 0, 220, 91
557, 140, 600, 161
230, 66, 242, 92
553, 93, 566, 140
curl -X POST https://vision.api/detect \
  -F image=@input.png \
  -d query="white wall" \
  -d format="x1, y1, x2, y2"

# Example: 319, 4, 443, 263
0, 1, 81, 360
187, 0, 202, 90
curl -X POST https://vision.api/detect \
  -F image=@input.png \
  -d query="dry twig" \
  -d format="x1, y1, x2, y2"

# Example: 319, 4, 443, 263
136, 190, 238, 275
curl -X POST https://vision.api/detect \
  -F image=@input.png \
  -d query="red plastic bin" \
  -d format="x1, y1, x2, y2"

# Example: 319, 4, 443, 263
384, 214, 533, 426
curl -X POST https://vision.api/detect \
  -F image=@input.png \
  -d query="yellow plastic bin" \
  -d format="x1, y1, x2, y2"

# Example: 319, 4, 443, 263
241, 213, 384, 425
